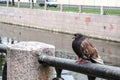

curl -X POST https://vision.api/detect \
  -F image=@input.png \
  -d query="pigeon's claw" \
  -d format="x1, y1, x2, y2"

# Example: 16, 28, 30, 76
76, 59, 89, 64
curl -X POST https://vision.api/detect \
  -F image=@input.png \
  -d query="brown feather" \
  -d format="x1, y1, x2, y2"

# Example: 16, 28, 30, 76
81, 38, 99, 59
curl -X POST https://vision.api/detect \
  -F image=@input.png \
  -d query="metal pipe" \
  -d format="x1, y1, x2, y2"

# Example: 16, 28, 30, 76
0, 44, 7, 53
38, 55, 120, 80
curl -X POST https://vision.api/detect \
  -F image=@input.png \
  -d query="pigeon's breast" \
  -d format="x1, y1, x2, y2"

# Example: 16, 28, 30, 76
72, 37, 85, 58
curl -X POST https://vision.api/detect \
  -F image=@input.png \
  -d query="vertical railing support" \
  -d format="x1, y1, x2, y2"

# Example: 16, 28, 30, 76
60, 4, 63, 12
44, 1, 47, 10
18, 0, 20, 8
79, 5, 83, 13
100, 6, 104, 15
30, 0, 34, 9
7, 0, 9, 7
7, 41, 55, 80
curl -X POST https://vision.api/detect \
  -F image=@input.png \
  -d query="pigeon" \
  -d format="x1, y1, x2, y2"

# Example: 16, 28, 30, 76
72, 33, 104, 80
72, 33, 103, 64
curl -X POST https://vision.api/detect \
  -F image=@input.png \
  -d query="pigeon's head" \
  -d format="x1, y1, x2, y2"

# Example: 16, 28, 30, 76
73, 33, 83, 39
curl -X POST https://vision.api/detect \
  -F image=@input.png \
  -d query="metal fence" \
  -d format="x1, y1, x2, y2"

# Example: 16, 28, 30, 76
0, 0, 120, 15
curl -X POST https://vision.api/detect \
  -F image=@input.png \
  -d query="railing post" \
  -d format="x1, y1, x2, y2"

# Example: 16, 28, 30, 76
18, 0, 20, 8
60, 4, 63, 12
79, 5, 83, 13
7, 41, 55, 80
44, 1, 47, 10
7, 0, 9, 7
100, 6, 104, 15
30, 0, 33, 9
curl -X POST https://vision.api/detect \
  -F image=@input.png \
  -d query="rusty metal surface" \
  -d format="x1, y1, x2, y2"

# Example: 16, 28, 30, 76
38, 55, 120, 80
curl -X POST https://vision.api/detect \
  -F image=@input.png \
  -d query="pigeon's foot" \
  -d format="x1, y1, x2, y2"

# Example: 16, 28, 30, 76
52, 77, 64, 80
76, 59, 89, 64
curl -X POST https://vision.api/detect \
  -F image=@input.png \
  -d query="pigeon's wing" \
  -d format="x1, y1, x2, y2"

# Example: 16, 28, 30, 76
81, 39, 104, 64
81, 39, 99, 58
80, 39, 92, 59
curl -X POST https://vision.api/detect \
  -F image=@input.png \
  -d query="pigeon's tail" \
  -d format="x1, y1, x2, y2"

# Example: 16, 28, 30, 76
92, 55, 104, 64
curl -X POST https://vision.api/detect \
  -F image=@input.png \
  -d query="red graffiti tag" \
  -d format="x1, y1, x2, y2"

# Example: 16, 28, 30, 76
85, 17, 91, 25
109, 23, 114, 31
108, 49, 112, 55
75, 16, 80, 20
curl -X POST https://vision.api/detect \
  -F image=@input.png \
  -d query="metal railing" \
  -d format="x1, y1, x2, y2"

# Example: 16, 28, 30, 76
0, 44, 120, 80
38, 55, 120, 80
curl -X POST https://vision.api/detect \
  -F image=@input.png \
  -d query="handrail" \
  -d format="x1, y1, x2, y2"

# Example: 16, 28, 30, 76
38, 55, 120, 80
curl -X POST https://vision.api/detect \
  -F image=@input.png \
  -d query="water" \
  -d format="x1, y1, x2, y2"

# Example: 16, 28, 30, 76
0, 23, 120, 80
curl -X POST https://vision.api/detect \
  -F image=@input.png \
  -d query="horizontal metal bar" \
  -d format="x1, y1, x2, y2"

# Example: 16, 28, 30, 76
0, 44, 7, 53
38, 55, 120, 80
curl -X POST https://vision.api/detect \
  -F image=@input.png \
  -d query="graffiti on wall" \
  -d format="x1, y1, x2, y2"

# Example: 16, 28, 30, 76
85, 17, 91, 25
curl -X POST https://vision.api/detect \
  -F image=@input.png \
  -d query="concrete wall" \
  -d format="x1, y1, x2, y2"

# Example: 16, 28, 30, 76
7, 41, 55, 80
0, 7, 120, 42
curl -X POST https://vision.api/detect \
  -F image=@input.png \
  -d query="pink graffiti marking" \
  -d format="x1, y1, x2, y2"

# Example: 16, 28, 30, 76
109, 23, 114, 31
85, 17, 91, 25
75, 16, 80, 20
108, 49, 112, 55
